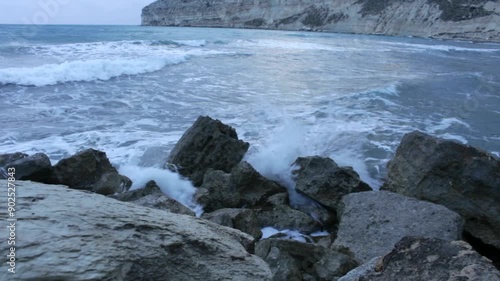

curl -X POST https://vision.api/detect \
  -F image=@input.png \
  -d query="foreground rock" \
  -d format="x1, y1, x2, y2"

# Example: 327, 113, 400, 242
197, 161, 284, 212
142, 0, 500, 42
167, 116, 249, 186
202, 208, 262, 239
355, 237, 500, 281
382, 131, 500, 250
111, 180, 195, 216
0, 152, 52, 182
333, 191, 463, 263
256, 238, 358, 281
0, 181, 272, 281
49, 149, 131, 195
293, 156, 371, 210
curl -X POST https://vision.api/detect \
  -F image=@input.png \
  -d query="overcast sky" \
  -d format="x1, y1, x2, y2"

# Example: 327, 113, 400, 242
0, 0, 156, 25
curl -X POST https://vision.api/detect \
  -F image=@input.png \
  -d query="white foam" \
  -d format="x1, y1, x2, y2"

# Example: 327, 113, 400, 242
261, 227, 310, 243
119, 165, 203, 217
0, 56, 186, 86
380, 41, 500, 53
426, 117, 470, 134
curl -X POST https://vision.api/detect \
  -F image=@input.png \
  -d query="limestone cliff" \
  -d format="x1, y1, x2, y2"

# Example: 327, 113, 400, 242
142, 0, 500, 42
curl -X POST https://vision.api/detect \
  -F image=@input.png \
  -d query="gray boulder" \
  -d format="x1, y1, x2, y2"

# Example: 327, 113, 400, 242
0, 180, 272, 281
382, 131, 500, 249
0, 152, 28, 166
256, 238, 358, 281
167, 116, 250, 186
111, 180, 195, 216
202, 208, 262, 239
1, 153, 52, 182
338, 257, 382, 281
49, 148, 131, 195
293, 156, 371, 210
357, 237, 500, 281
255, 193, 323, 234
197, 161, 285, 212
332, 191, 464, 263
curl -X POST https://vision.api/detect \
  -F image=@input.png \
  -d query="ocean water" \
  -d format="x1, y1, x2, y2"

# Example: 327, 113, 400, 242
1, 25, 499, 204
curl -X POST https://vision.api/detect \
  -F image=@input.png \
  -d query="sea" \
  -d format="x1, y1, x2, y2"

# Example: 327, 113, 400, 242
0, 25, 499, 211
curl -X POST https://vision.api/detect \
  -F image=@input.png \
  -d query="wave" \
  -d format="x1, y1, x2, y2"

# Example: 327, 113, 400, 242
0, 56, 186, 87
380, 41, 500, 53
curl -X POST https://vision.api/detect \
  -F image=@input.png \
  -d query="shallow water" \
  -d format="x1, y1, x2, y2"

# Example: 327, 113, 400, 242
1, 25, 499, 196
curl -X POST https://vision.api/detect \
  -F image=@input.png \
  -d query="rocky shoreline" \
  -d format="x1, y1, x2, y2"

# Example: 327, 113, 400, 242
141, 0, 500, 43
1, 116, 499, 280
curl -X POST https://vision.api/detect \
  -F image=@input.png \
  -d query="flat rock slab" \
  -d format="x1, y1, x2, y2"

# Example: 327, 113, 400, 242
333, 191, 464, 263
357, 237, 500, 281
0, 181, 272, 281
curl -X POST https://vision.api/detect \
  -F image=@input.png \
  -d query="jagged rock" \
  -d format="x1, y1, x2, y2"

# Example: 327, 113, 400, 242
0, 153, 52, 182
49, 148, 131, 195
293, 156, 371, 210
198, 161, 285, 212
332, 191, 464, 263
356, 237, 500, 281
0, 152, 28, 166
255, 193, 323, 234
111, 180, 195, 216
0, 180, 272, 281
255, 238, 358, 281
202, 208, 262, 238
382, 131, 500, 250
338, 256, 382, 281
167, 116, 249, 186
142, 0, 500, 42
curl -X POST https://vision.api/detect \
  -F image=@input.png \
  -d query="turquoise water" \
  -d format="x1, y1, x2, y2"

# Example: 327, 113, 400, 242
0, 24, 499, 189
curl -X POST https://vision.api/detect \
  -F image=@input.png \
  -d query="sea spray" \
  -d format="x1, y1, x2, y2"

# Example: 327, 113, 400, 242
119, 165, 203, 216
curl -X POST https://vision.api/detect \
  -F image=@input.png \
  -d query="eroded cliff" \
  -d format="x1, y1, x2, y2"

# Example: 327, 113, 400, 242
142, 0, 500, 42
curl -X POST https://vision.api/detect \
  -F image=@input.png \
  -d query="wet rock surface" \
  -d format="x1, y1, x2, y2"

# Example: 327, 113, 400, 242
0, 152, 52, 182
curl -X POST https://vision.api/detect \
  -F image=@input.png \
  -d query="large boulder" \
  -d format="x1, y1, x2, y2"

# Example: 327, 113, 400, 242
202, 208, 262, 239
332, 191, 464, 263
293, 156, 371, 210
49, 149, 131, 195
197, 161, 285, 212
0, 180, 272, 281
0, 153, 52, 182
356, 237, 500, 281
0, 152, 28, 166
256, 238, 358, 281
382, 131, 500, 249
110, 180, 195, 216
167, 116, 250, 186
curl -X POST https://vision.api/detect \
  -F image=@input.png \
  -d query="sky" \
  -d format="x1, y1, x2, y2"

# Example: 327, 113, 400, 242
0, 0, 156, 25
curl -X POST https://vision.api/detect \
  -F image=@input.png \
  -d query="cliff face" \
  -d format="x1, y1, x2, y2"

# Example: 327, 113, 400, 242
142, 0, 500, 42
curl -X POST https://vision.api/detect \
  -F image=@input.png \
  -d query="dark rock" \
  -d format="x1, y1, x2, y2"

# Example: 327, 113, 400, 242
256, 238, 358, 281
110, 180, 163, 202
357, 237, 500, 281
293, 156, 372, 210
255, 193, 323, 234
167, 116, 249, 186
382, 131, 500, 250
49, 149, 131, 195
198, 161, 285, 212
333, 191, 464, 263
0, 152, 28, 166
202, 208, 262, 238
338, 256, 382, 281
1, 153, 52, 182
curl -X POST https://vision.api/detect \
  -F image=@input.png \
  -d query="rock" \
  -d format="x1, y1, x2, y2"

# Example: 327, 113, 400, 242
167, 116, 249, 186
332, 191, 464, 263
198, 161, 285, 212
338, 256, 382, 281
111, 180, 195, 216
0, 152, 28, 166
255, 238, 358, 281
356, 237, 500, 281
0, 180, 272, 281
202, 208, 262, 238
141, 0, 500, 42
255, 193, 322, 234
382, 131, 500, 250
293, 156, 371, 210
0, 153, 52, 182
49, 148, 131, 195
